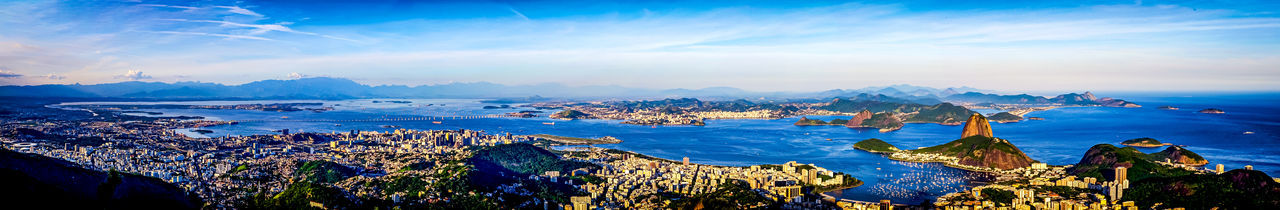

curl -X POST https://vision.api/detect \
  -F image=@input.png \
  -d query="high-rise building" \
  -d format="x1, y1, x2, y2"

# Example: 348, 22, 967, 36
1114, 167, 1128, 182
1246, 165, 1254, 170
1216, 164, 1225, 174
683, 157, 690, 167
570, 196, 590, 210
879, 200, 893, 210
805, 169, 818, 185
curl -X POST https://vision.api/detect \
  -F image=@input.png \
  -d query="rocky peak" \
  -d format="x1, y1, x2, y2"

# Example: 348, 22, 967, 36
1082, 91, 1098, 101
844, 110, 874, 127
961, 113, 993, 138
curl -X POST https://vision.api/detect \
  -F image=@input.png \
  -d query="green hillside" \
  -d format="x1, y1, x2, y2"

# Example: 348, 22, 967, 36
1067, 144, 1196, 182
293, 160, 357, 183
1125, 169, 1280, 209
854, 138, 900, 153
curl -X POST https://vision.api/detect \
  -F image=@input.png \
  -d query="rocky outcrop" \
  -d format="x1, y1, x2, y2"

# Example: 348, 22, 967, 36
1082, 91, 1098, 101
861, 112, 904, 132
1150, 146, 1209, 166
844, 110, 873, 128
961, 113, 993, 139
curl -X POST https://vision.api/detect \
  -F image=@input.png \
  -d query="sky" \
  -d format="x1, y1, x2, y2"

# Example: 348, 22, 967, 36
0, 0, 1278, 92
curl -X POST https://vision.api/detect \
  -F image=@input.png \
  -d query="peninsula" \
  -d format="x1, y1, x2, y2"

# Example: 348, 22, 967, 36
869, 114, 1036, 171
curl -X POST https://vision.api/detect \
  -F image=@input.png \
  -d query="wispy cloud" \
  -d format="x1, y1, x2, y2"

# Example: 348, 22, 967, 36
162, 19, 358, 42
288, 72, 306, 79
138, 4, 197, 11
213, 5, 263, 17
509, 7, 530, 21
148, 31, 273, 41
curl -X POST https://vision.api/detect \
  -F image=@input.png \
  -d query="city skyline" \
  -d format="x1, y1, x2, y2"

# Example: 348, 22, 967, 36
2, 0, 1279, 92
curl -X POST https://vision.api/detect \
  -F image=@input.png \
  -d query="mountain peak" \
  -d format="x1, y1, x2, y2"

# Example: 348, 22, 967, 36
961, 113, 994, 139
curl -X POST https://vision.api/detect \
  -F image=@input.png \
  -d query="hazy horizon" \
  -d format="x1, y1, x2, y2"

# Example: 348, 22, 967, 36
2, 0, 1279, 92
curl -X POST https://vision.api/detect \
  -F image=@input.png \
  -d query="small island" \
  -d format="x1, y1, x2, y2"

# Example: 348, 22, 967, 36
1157, 106, 1179, 110
504, 110, 543, 118
853, 138, 900, 153
793, 117, 848, 126
1199, 108, 1225, 114
549, 110, 592, 119
987, 112, 1023, 123
482, 104, 513, 109
1028, 117, 1045, 120
1120, 137, 1170, 148
528, 134, 621, 145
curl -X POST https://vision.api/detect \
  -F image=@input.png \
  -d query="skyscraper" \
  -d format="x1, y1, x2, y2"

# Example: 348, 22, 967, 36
683, 157, 690, 167
1114, 166, 1127, 182
1216, 164, 1225, 174
1246, 165, 1254, 170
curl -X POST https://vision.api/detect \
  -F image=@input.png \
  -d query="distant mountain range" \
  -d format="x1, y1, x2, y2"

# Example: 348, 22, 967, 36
0, 77, 1134, 106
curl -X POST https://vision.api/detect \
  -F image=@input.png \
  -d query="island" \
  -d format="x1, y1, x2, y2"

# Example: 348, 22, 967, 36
527, 134, 621, 146
482, 105, 513, 109
986, 112, 1023, 123
793, 117, 848, 126
504, 110, 542, 118
549, 110, 591, 120
1198, 108, 1225, 114
1028, 117, 1044, 120
852, 138, 900, 153
1157, 106, 1179, 110
1120, 137, 1170, 147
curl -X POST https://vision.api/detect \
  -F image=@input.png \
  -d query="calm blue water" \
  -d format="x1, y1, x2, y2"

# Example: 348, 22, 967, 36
68, 93, 1280, 204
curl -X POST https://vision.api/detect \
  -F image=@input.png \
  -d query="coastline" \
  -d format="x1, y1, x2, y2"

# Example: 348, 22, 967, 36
885, 154, 1003, 173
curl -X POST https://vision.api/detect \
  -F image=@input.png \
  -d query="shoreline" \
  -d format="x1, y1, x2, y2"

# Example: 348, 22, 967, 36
885, 154, 1003, 173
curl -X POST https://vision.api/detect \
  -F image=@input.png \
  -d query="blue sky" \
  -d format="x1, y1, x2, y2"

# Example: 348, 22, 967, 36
1, 0, 1278, 92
